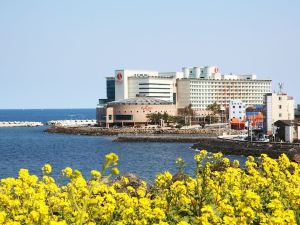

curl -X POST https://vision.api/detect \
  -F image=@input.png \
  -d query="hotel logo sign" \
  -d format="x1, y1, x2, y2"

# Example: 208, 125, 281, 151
116, 73, 123, 81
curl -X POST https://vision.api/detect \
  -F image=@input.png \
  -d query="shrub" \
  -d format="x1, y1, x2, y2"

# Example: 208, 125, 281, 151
0, 151, 299, 224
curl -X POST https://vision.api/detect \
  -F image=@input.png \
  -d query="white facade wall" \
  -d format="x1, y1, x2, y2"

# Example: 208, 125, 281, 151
177, 79, 271, 110
229, 100, 246, 120
133, 77, 174, 102
265, 93, 295, 134
115, 69, 179, 103
158, 72, 184, 79
115, 69, 160, 101
285, 126, 293, 143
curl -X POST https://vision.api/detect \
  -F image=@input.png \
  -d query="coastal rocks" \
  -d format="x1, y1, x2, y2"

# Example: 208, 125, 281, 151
292, 154, 300, 163
112, 173, 145, 197
172, 172, 189, 183
192, 138, 300, 161
45, 126, 244, 137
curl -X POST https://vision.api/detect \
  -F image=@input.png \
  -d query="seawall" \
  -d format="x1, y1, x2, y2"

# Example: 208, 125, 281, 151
115, 135, 216, 143
45, 126, 243, 136
192, 138, 300, 161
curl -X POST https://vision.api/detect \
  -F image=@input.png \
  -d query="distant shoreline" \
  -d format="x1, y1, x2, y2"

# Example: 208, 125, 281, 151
45, 126, 300, 163
45, 126, 242, 137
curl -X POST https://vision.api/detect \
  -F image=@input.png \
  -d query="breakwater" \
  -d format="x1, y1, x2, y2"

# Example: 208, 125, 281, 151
115, 134, 216, 143
45, 126, 244, 136
192, 138, 300, 162
115, 135, 300, 162
47, 120, 97, 127
0, 121, 43, 127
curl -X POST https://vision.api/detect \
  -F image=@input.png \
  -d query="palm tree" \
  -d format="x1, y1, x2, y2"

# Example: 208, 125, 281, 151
146, 112, 163, 125
184, 104, 194, 117
206, 102, 221, 115
206, 102, 221, 124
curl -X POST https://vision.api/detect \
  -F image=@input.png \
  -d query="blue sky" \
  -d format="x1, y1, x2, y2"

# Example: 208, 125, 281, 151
0, 1, 299, 109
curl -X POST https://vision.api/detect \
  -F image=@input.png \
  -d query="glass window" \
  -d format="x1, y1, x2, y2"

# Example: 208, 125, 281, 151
114, 115, 133, 120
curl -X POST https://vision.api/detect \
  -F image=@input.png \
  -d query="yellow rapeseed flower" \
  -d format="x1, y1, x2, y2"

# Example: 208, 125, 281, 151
42, 163, 52, 174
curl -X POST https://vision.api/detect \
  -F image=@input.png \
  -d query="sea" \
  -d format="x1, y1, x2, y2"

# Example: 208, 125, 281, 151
0, 109, 246, 182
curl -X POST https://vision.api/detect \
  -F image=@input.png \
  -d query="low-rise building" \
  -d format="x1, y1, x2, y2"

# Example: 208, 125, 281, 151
264, 92, 295, 134
229, 100, 246, 121
96, 97, 177, 127
274, 120, 300, 143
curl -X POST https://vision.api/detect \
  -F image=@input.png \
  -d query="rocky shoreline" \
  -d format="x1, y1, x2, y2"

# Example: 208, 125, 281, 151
45, 126, 243, 136
192, 138, 300, 162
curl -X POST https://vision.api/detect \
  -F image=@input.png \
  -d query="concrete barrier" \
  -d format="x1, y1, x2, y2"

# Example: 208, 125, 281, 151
0, 121, 43, 127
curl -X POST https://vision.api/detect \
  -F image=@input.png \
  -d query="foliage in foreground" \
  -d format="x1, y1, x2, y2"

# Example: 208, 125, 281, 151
0, 151, 300, 225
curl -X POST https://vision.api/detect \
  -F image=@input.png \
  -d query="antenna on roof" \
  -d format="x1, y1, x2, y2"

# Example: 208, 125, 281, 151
278, 82, 284, 94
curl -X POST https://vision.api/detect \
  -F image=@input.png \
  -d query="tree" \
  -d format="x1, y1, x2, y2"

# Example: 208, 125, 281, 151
146, 113, 159, 125
206, 102, 222, 124
205, 115, 219, 124
162, 112, 169, 124
169, 116, 185, 126
146, 112, 169, 125
206, 102, 221, 115
183, 104, 194, 117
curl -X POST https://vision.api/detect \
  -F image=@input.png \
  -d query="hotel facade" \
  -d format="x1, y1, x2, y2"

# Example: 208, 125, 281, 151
112, 69, 184, 103
106, 66, 271, 109
98, 66, 272, 125
177, 74, 271, 111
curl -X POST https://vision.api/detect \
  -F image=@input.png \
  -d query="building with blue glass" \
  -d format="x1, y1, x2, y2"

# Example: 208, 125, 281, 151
106, 77, 115, 102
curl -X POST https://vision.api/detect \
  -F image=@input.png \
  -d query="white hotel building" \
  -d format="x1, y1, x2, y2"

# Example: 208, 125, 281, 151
177, 66, 272, 111
114, 69, 183, 103
105, 66, 272, 112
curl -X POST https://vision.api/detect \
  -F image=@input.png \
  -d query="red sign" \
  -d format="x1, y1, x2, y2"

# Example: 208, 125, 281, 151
214, 67, 219, 73
141, 105, 153, 111
116, 73, 123, 81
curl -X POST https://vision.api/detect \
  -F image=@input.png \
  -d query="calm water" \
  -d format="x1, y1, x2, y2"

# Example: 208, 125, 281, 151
0, 109, 246, 181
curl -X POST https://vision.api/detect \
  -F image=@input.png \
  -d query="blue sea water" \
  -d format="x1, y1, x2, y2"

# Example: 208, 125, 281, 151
0, 109, 246, 181
0, 109, 96, 123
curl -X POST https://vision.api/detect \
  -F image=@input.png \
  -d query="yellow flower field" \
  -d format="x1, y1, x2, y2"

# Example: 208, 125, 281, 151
0, 151, 299, 225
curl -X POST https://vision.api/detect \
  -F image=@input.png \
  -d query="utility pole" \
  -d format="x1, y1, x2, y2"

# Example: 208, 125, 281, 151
272, 123, 276, 142
248, 118, 253, 142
